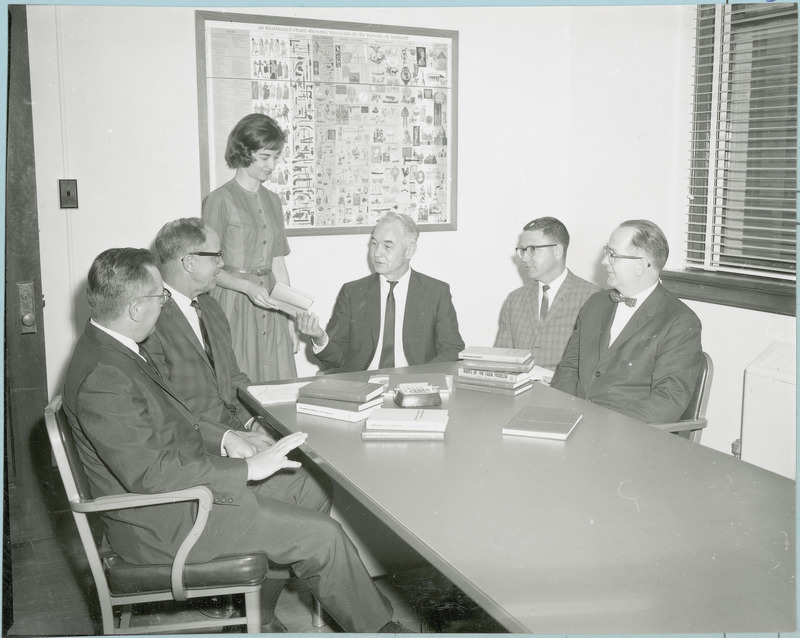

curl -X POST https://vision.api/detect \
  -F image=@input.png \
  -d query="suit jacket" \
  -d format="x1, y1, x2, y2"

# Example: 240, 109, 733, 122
142, 294, 252, 429
315, 269, 465, 373
494, 270, 600, 370
550, 284, 703, 423
62, 320, 258, 565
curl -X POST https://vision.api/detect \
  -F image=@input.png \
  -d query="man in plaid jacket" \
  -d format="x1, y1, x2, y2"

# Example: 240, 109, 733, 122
495, 217, 599, 371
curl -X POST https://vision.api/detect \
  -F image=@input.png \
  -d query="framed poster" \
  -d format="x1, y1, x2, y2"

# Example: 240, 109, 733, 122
196, 11, 458, 236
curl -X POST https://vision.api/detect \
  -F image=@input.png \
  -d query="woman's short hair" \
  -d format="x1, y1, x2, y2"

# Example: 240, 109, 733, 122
155, 217, 207, 264
87, 248, 157, 322
522, 216, 570, 255
620, 219, 669, 271
376, 212, 419, 246
224, 113, 286, 169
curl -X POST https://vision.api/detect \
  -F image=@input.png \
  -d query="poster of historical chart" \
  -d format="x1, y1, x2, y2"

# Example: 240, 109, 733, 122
197, 12, 458, 235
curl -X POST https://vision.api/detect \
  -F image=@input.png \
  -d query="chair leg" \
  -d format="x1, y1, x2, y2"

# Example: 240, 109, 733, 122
245, 590, 262, 634
118, 604, 132, 632
311, 595, 326, 628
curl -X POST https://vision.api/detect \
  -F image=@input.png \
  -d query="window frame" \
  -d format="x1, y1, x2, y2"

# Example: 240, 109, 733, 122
672, 3, 797, 317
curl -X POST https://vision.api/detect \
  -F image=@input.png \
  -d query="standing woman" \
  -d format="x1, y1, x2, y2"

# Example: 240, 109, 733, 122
202, 113, 298, 380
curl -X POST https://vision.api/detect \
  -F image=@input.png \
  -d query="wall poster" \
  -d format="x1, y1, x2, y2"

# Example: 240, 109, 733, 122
196, 12, 458, 235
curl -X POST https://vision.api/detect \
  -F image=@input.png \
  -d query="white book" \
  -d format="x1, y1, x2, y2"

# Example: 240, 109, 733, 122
361, 429, 445, 441
270, 281, 314, 317
249, 381, 312, 405
365, 408, 449, 432
458, 346, 532, 364
296, 403, 380, 422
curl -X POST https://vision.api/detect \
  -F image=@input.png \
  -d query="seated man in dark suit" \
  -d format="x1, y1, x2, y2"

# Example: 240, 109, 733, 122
296, 212, 465, 372
141, 217, 299, 629
551, 220, 703, 423
62, 247, 410, 634
495, 216, 599, 371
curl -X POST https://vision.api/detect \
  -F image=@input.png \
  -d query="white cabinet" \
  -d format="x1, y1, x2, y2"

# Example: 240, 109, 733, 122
740, 341, 796, 479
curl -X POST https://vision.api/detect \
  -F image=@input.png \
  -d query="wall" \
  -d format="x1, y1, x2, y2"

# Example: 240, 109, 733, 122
25, 4, 795, 458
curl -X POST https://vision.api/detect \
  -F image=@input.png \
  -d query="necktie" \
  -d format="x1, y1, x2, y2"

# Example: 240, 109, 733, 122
379, 281, 398, 369
138, 345, 161, 377
609, 289, 637, 307
540, 284, 550, 322
191, 299, 216, 370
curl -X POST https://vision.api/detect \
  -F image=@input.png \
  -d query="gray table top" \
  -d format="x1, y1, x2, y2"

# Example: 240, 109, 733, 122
241, 362, 796, 633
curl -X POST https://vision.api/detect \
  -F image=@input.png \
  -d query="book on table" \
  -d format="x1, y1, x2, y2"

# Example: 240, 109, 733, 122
296, 401, 382, 422
365, 408, 449, 432
269, 281, 314, 317
296, 395, 384, 412
298, 378, 384, 403
454, 380, 534, 396
455, 367, 534, 387
502, 405, 583, 440
458, 346, 532, 364
361, 428, 445, 441
459, 358, 537, 374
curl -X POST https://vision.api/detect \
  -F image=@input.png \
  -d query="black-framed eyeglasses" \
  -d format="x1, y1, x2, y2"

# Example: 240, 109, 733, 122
515, 244, 556, 259
186, 251, 224, 259
602, 245, 650, 267
136, 289, 172, 306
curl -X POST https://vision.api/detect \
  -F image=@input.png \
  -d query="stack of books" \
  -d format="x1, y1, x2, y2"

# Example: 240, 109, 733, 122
296, 378, 385, 422
455, 346, 536, 396
362, 408, 449, 441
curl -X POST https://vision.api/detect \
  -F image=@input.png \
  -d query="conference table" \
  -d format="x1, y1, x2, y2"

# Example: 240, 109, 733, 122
240, 362, 795, 634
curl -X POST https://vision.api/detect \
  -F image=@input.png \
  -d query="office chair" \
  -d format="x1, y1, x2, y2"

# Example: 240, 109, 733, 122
44, 395, 269, 634
652, 352, 713, 443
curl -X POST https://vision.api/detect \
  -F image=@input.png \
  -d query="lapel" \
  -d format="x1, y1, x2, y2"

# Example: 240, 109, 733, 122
162, 298, 211, 369
194, 295, 219, 375
604, 284, 667, 357
86, 321, 195, 415
402, 269, 421, 347
598, 293, 616, 354
366, 273, 382, 351
524, 281, 541, 338
549, 271, 573, 315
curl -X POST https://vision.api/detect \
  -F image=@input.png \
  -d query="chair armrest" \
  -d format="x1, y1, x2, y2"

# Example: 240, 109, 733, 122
71, 486, 214, 603
651, 418, 708, 434
71, 486, 213, 514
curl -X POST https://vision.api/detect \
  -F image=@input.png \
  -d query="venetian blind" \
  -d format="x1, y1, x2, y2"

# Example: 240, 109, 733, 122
687, 3, 797, 280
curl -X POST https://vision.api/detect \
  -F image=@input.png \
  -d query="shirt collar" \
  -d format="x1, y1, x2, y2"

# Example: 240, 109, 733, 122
542, 268, 568, 297
380, 268, 411, 288
164, 282, 195, 317
90, 318, 141, 355
630, 280, 659, 304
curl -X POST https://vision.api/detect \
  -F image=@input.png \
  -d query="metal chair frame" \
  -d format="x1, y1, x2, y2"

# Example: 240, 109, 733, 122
44, 395, 265, 634
652, 352, 714, 443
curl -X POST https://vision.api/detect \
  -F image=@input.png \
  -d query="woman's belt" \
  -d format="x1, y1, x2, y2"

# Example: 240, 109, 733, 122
223, 266, 272, 276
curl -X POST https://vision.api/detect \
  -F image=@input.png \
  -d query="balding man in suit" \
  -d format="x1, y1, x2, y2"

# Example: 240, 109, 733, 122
297, 212, 464, 373
495, 217, 599, 371
551, 220, 703, 423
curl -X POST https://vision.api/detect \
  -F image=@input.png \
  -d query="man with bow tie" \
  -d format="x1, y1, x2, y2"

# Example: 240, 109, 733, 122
551, 220, 703, 423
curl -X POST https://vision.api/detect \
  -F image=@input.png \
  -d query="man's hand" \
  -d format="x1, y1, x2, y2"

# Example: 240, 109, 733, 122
249, 419, 277, 444
296, 311, 326, 344
246, 431, 308, 481
223, 430, 272, 458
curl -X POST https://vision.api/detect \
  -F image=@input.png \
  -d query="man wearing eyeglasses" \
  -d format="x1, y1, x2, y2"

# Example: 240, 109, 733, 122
495, 217, 599, 371
551, 220, 703, 424
141, 218, 266, 438
62, 246, 406, 634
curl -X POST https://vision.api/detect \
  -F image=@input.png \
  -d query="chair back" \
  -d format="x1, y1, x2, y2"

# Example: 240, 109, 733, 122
44, 395, 94, 503
678, 352, 713, 421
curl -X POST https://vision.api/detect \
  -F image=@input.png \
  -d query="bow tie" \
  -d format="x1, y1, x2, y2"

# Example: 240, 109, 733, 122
609, 289, 637, 307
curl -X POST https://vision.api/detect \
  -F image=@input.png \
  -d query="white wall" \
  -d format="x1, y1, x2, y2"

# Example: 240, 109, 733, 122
26, 4, 795, 458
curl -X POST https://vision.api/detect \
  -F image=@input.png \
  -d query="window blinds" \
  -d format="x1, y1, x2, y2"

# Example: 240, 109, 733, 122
687, 3, 797, 280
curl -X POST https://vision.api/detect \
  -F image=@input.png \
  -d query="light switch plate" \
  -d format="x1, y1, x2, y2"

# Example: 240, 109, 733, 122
59, 179, 78, 208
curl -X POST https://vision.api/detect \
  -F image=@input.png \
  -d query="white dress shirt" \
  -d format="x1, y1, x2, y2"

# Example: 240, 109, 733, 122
539, 268, 568, 316
608, 281, 658, 345
368, 269, 411, 370
164, 283, 204, 347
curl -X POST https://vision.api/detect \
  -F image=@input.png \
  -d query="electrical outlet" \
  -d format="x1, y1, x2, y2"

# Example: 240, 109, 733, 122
59, 179, 78, 208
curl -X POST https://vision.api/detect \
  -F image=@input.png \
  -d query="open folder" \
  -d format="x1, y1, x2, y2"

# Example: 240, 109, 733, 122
270, 281, 314, 316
